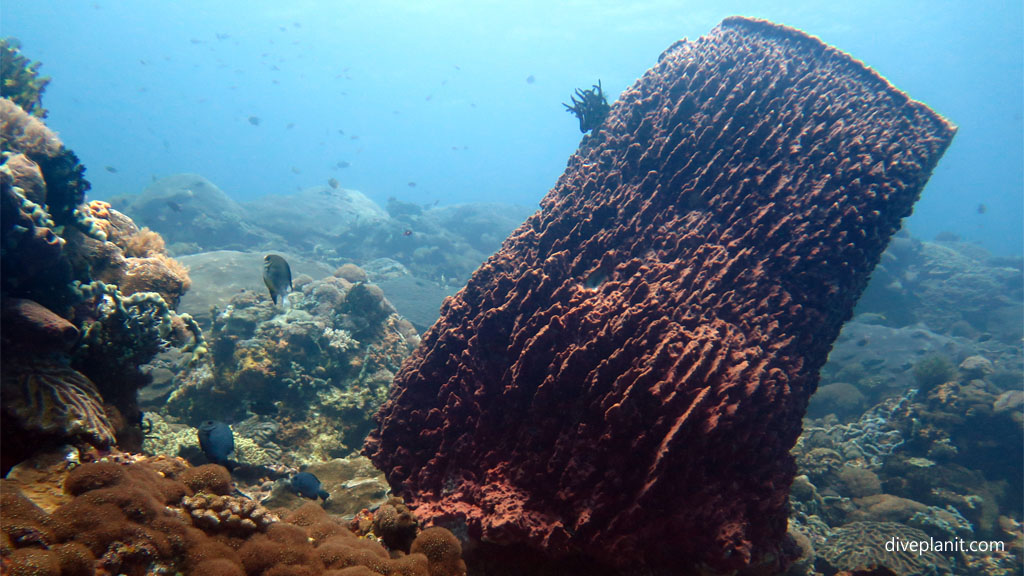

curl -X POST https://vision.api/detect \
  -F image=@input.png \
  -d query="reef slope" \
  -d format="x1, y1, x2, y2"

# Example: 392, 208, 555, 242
366, 17, 956, 574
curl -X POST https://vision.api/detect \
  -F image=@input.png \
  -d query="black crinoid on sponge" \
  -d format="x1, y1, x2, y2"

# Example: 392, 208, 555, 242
563, 80, 611, 133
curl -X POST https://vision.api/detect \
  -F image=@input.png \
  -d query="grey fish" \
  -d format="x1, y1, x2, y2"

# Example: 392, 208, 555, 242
263, 254, 292, 306
290, 471, 329, 501
197, 420, 234, 466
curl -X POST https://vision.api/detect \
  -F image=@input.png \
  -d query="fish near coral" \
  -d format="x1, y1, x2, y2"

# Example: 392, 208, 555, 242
262, 254, 292, 307
197, 420, 234, 467
290, 471, 329, 501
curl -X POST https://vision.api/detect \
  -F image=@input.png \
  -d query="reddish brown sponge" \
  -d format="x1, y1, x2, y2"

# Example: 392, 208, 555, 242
365, 16, 956, 575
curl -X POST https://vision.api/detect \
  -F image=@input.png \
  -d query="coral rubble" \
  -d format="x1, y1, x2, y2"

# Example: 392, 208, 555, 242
366, 16, 956, 574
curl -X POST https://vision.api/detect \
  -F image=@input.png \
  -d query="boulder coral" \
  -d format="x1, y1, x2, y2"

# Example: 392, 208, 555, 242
366, 16, 956, 574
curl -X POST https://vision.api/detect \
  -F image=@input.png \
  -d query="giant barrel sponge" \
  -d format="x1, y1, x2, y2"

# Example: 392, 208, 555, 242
365, 16, 956, 574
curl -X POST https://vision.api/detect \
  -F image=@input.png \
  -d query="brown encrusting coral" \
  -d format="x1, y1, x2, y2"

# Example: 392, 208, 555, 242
365, 16, 956, 575
1, 457, 467, 576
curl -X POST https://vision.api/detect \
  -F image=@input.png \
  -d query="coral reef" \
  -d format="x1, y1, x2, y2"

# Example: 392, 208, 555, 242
913, 355, 957, 393
116, 175, 533, 326
1, 48, 199, 472
163, 273, 417, 462
856, 237, 1024, 345
789, 341, 1023, 576
0, 456, 467, 576
261, 456, 390, 516
0, 38, 50, 117
817, 521, 950, 576
366, 16, 955, 574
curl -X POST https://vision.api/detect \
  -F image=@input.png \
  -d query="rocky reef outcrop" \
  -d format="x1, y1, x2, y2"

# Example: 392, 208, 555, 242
0, 46, 200, 473
162, 267, 420, 464
365, 16, 956, 574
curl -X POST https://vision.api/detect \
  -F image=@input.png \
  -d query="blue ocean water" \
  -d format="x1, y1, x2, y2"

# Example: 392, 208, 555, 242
1, 0, 1021, 255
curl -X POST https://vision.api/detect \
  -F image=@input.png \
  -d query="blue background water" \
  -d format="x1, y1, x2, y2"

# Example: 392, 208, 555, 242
2, 0, 1021, 256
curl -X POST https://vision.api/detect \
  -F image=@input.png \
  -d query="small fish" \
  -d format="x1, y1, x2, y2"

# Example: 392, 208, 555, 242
335, 160, 350, 169
526, 74, 535, 84
403, 229, 413, 237
291, 166, 301, 174
977, 203, 987, 214
337, 129, 345, 135
104, 166, 118, 173
286, 122, 295, 129
263, 254, 293, 306
328, 177, 339, 189
407, 182, 417, 188
290, 472, 329, 501
248, 116, 261, 126
197, 420, 234, 466
216, 32, 230, 40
